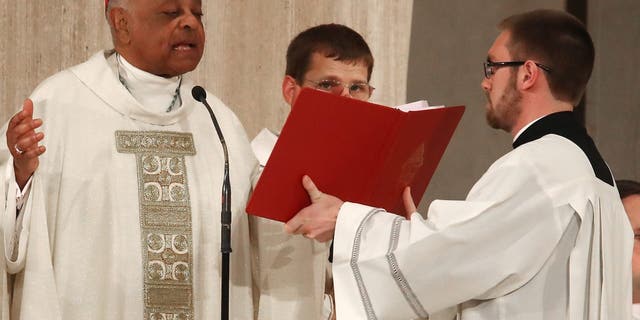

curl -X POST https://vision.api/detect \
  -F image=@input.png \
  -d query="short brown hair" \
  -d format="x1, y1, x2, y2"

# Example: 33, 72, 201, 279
617, 180, 640, 199
285, 24, 374, 84
499, 9, 594, 105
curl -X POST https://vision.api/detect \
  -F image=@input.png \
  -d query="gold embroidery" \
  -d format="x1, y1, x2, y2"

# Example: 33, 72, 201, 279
116, 131, 196, 320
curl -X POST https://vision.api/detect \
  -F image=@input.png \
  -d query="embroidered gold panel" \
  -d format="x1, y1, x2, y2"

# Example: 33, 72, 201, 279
116, 131, 197, 320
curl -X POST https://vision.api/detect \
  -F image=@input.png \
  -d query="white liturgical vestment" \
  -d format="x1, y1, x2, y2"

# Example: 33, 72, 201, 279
0, 50, 259, 319
249, 128, 332, 320
633, 303, 640, 319
333, 112, 632, 319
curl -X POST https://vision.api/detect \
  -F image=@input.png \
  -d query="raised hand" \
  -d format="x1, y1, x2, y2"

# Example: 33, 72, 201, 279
6, 99, 46, 189
285, 175, 343, 242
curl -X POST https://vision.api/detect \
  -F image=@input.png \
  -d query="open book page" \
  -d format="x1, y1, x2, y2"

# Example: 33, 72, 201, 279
251, 128, 279, 167
395, 100, 445, 112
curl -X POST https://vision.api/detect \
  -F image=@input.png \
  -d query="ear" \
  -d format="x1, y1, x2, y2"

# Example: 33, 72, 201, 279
109, 7, 131, 45
282, 75, 299, 106
520, 60, 540, 91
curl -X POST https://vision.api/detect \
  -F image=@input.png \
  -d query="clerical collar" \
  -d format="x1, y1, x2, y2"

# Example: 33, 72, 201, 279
512, 111, 579, 149
513, 116, 544, 142
116, 53, 182, 113
512, 111, 613, 186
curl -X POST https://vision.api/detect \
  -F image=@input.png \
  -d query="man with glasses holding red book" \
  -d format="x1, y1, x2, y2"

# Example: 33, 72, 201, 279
249, 23, 374, 320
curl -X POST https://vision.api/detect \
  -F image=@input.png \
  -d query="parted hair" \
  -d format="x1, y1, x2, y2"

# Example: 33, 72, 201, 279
499, 9, 594, 106
285, 23, 374, 84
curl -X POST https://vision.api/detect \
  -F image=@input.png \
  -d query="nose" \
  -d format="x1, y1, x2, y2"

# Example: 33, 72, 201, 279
481, 77, 491, 92
339, 85, 351, 97
181, 11, 202, 29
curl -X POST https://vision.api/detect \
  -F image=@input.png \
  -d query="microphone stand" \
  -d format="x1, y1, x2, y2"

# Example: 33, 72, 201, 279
192, 86, 232, 320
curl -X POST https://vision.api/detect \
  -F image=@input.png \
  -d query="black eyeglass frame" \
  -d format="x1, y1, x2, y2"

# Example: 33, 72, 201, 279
483, 60, 552, 79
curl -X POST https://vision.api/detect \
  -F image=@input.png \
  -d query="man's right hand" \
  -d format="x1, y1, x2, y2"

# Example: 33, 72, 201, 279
285, 175, 343, 242
6, 99, 46, 189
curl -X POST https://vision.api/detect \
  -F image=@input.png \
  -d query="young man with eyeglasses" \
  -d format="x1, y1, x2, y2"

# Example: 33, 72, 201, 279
284, 9, 632, 319
249, 23, 374, 320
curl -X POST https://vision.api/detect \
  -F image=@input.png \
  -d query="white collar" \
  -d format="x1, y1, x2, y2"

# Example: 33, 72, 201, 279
117, 54, 183, 113
70, 50, 196, 126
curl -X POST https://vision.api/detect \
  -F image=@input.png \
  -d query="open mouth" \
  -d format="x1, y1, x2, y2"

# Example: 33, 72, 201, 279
172, 43, 197, 51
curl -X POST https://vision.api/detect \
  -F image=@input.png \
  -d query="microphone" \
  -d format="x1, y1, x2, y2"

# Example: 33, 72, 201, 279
191, 85, 207, 103
192, 85, 232, 320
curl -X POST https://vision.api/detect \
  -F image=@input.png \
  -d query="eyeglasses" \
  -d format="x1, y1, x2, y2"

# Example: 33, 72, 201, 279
304, 79, 374, 100
483, 61, 552, 79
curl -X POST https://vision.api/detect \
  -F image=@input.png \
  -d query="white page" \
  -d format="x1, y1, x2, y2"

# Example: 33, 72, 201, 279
394, 100, 445, 112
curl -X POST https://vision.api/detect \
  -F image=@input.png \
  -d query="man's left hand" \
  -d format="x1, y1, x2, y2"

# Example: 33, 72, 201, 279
285, 175, 343, 242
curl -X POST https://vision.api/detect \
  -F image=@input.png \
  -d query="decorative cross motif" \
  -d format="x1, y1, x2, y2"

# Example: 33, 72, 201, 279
116, 131, 197, 320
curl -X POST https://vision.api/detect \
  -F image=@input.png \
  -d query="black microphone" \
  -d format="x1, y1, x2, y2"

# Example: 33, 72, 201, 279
192, 85, 232, 320
191, 85, 207, 103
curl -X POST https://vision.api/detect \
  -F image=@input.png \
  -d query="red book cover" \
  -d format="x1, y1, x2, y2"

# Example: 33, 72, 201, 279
247, 89, 464, 222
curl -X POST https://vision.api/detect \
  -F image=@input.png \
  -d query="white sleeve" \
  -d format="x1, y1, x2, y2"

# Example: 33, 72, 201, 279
332, 161, 576, 319
2, 163, 32, 274
0, 172, 10, 320
15, 176, 33, 211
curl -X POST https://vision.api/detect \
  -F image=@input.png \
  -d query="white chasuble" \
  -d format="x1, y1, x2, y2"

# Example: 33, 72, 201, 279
0, 51, 258, 320
332, 114, 632, 320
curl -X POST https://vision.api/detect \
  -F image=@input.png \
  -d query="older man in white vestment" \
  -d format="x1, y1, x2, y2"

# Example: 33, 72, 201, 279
285, 9, 633, 320
249, 24, 375, 320
0, 0, 258, 319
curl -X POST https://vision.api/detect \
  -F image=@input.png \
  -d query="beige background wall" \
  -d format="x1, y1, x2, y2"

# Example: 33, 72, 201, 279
0, 0, 413, 138
587, 0, 640, 182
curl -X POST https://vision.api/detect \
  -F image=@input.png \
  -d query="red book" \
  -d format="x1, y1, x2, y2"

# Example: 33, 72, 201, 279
247, 89, 465, 222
